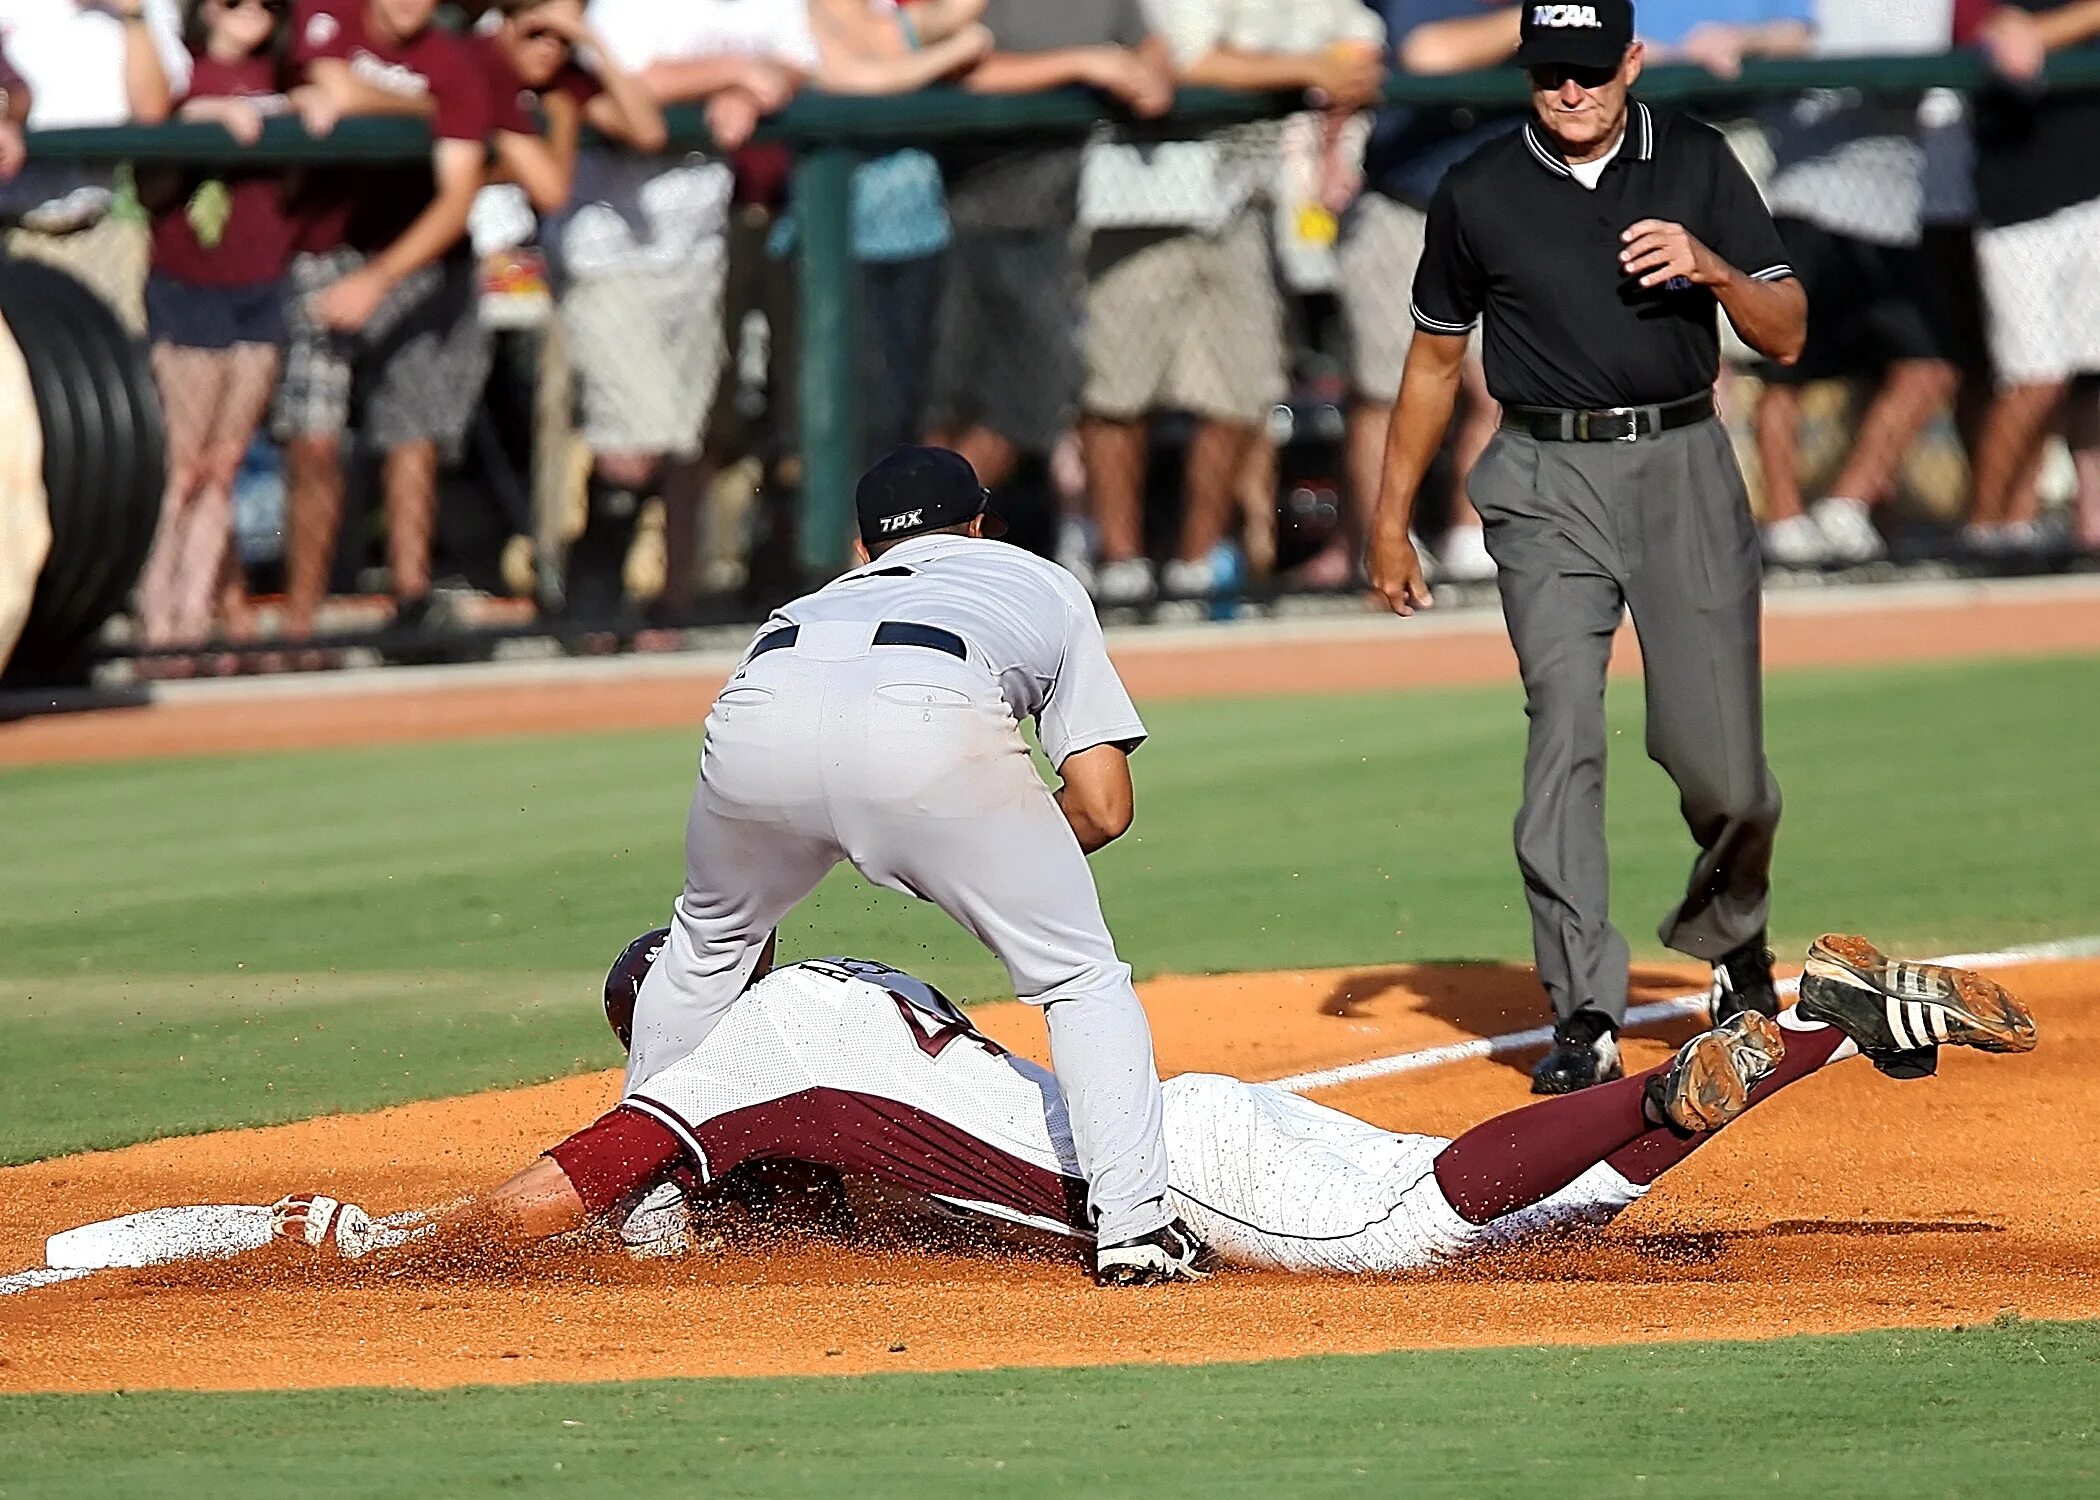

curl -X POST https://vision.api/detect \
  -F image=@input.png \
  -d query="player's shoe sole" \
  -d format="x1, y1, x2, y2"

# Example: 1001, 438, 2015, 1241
1796, 934, 2038, 1079
1647, 1010, 1787, 1133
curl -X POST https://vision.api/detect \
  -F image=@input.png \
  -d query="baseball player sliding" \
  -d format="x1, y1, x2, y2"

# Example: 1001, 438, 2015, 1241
621, 445, 1196, 1285
273, 931, 2035, 1277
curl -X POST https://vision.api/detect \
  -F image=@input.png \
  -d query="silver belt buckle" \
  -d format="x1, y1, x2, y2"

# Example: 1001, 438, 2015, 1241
1609, 405, 1640, 442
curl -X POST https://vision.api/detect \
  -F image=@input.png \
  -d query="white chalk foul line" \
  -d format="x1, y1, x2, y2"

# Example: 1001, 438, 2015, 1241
1267, 936, 2100, 1096
0, 1266, 92, 1297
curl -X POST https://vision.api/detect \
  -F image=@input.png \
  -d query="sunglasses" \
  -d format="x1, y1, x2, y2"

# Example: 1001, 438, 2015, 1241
219, 0, 286, 14
1526, 62, 1620, 92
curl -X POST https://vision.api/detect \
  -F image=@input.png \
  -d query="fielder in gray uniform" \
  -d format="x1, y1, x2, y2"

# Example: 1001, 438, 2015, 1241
1367, 1, 1810, 1095
625, 445, 1202, 1284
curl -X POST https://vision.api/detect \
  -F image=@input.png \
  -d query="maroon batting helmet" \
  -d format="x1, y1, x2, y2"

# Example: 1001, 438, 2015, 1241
603, 926, 670, 1051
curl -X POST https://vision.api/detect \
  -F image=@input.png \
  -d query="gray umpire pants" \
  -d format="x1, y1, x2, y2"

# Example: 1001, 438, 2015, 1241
1468, 417, 1782, 1026
624, 619, 1173, 1245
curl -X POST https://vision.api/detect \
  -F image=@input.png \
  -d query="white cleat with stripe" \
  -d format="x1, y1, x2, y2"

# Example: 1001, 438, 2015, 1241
1795, 934, 2039, 1079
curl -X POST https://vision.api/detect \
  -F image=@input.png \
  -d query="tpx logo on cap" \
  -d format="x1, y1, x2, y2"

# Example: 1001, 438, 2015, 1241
1532, 4, 1602, 25
855, 445, 996, 545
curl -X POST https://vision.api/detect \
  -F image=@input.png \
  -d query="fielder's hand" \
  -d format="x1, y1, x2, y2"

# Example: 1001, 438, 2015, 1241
271, 1193, 378, 1259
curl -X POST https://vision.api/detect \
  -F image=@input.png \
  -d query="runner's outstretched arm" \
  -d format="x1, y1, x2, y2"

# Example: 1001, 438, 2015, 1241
273, 1106, 688, 1257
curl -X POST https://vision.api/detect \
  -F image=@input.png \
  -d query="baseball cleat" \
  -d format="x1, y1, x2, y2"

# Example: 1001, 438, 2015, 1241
1531, 1010, 1623, 1095
1795, 934, 2038, 1079
1091, 1219, 1212, 1287
1708, 934, 1780, 1025
1646, 1010, 1787, 1133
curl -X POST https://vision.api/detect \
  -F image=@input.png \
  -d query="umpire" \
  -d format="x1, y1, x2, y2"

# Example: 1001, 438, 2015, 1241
1368, 0, 1807, 1093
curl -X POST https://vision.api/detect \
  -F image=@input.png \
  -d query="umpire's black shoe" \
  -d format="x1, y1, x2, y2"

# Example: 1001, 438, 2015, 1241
1530, 1009, 1623, 1095
1709, 935, 1780, 1025
1092, 1219, 1213, 1287
1795, 933, 2037, 1079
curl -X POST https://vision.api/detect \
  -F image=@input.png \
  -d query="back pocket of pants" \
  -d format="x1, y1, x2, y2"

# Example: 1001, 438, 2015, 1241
873, 683, 975, 715
710, 684, 778, 722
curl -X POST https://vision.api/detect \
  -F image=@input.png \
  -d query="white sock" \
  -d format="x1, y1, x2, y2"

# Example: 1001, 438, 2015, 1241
1776, 1009, 1859, 1062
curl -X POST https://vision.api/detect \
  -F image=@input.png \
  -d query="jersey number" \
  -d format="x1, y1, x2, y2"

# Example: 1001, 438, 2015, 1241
887, 990, 1007, 1062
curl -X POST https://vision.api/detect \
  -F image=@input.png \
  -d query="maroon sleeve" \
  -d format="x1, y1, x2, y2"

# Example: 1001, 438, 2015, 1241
550, 62, 602, 108
425, 31, 495, 142
174, 49, 217, 105
545, 1106, 690, 1218
1952, 0, 1994, 43
479, 36, 536, 136
291, 0, 359, 67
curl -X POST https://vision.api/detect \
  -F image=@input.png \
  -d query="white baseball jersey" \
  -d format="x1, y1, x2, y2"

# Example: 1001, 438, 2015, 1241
626, 959, 1647, 1273
627, 534, 1171, 1245
1159, 1073, 1644, 1273
627, 958, 1088, 1237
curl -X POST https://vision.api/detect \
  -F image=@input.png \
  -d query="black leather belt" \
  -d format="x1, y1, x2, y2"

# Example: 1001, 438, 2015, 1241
747, 621, 968, 661
1501, 391, 1715, 443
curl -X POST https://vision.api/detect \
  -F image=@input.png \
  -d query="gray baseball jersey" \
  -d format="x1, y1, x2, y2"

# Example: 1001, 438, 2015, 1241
764, 533, 1149, 766
624, 534, 1173, 1244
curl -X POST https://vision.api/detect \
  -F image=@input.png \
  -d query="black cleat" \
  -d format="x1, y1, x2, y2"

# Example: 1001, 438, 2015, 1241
1795, 934, 2038, 1079
1709, 935, 1780, 1025
1530, 1009, 1624, 1095
1091, 1219, 1212, 1286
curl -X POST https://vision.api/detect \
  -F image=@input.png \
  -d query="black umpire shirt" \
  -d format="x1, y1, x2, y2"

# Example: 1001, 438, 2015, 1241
1410, 101, 1795, 411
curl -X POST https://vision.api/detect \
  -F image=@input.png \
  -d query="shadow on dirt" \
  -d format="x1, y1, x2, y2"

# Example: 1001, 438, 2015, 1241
1315, 961, 1713, 1074
1625, 1220, 2005, 1265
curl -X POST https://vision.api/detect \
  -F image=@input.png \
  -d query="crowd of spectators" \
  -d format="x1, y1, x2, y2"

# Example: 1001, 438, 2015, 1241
0, 0, 2096, 662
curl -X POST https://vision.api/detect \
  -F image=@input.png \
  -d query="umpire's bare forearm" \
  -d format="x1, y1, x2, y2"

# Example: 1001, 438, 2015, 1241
1373, 330, 1468, 540
1714, 268, 1807, 366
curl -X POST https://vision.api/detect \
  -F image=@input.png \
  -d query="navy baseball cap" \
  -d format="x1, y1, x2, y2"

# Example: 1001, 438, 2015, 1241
854, 445, 1000, 546
1515, 1, 1635, 71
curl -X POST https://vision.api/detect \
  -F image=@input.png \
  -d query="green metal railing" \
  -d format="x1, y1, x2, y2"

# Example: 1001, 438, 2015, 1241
19, 53, 2100, 571
26, 51, 2100, 161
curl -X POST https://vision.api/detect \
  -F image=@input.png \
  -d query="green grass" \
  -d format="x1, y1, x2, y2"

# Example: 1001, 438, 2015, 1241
5, 655, 2099, 1491
2, 1321, 2095, 1497
2, 653, 2097, 1161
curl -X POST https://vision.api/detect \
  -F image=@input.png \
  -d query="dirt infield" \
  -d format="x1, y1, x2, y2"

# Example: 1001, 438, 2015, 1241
6, 582, 2100, 767
3, 956, 2095, 1395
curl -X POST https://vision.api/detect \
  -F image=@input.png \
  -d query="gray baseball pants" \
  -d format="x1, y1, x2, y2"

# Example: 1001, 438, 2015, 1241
1468, 418, 1782, 1026
624, 619, 1172, 1245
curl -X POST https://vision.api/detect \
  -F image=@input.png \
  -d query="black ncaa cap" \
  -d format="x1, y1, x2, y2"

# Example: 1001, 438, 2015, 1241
1515, 0, 1635, 71
854, 445, 997, 547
